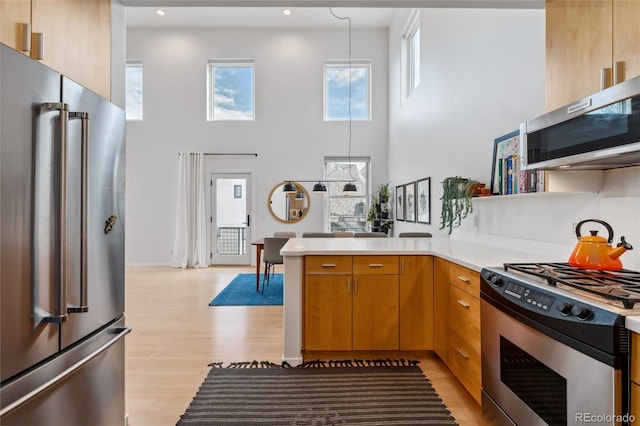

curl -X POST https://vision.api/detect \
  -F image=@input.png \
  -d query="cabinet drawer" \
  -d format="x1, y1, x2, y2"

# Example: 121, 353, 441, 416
353, 256, 399, 275
448, 329, 481, 405
305, 256, 352, 275
449, 262, 480, 297
633, 333, 639, 384
448, 285, 481, 353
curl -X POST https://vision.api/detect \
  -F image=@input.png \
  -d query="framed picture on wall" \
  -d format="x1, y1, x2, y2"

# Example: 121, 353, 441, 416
405, 181, 416, 223
395, 184, 405, 221
416, 177, 431, 224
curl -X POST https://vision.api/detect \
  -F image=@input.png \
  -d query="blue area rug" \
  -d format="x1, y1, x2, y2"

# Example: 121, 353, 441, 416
209, 273, 283, 306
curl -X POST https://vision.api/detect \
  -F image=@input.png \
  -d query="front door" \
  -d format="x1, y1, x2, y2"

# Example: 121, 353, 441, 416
210, 173, 251, 265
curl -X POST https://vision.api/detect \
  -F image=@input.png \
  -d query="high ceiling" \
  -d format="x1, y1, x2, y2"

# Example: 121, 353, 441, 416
125, 0, 544, 29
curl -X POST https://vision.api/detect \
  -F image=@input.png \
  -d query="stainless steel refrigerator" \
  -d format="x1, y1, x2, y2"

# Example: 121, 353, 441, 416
0, 43, 129, 425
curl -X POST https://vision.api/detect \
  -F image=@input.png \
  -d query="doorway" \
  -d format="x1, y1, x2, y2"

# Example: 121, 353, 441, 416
210, 173, 251, 265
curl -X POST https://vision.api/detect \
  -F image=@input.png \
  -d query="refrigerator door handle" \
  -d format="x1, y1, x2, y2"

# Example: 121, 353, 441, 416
0, 327, 131, 418
39, 102, 70, 324
67, 111, 90, 313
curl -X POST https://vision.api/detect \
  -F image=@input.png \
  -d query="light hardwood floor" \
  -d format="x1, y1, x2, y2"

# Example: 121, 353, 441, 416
124, 266, 484, 426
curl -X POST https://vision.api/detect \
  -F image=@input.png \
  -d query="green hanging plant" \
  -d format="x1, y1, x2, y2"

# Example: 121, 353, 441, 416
439, 176, 477, 235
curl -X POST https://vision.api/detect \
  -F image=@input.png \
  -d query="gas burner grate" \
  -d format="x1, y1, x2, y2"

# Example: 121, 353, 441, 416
503, 262, 640, 309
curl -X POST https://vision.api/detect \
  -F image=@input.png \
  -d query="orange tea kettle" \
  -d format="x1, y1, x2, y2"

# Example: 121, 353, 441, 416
568, 219, 633, 271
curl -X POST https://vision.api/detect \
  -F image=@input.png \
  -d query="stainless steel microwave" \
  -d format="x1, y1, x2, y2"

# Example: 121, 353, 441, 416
520, 75, 640, 170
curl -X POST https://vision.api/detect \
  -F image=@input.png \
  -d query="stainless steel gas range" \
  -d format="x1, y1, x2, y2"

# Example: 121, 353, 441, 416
480, 263, 640, 426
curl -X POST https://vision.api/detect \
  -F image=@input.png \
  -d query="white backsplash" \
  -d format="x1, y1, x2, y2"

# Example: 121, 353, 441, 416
454, 166, 640, 271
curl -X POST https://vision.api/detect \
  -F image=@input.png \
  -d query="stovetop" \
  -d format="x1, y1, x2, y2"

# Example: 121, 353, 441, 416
503, 262, 640, 309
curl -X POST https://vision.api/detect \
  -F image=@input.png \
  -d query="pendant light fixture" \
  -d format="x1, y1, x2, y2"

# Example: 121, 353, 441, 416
329, 8, 358, 193
312, 182, 327, 193
282, 181, 297, 193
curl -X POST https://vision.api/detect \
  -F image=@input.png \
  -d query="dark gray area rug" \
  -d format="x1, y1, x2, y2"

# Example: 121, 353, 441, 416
176, 360, 458, 425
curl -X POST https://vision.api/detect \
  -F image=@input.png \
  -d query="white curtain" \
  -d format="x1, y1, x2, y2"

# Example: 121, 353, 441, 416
172, 152, 208, 268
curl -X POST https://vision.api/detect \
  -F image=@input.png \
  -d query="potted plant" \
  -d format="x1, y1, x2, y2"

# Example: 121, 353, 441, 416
377, 182, 391, 204
439, 176, 477, 235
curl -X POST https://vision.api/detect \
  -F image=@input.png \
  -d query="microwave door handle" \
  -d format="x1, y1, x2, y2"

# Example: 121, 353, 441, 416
67, 112, 90, 313
39, 103, 70, 323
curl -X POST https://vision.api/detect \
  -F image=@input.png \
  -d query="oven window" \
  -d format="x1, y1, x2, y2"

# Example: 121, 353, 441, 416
500, 336, 567, 426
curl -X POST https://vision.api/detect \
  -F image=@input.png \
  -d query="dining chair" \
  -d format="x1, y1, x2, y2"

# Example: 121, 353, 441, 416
354, 232, 387, 238
273, 232, 296, 238
333, 232, 354, 238
302, 232, 335, 238
398, 232, 433, 238
261, 237, 289, 293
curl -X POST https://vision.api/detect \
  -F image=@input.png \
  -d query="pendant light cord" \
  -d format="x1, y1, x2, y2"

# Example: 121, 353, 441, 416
329, 8, 355, 183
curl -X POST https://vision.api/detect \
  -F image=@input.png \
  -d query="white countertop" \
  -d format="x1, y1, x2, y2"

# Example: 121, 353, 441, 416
281, 237, 640, 334
281, 237, 561, 272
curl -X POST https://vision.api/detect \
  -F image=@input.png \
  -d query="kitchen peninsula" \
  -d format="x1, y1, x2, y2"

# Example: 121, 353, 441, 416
280, 236, 564, 365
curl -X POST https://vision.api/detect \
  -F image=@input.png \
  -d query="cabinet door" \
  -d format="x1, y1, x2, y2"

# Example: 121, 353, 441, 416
31, 0, 111, 99
613, 0, 640, 84
433, 257, 449, 361
546, 0, 613, 110
632, 382, 639, 421
304, 275, 352, 351
352, 275, 399, 350
0, 0, 30, 52
399, 256, 433, 350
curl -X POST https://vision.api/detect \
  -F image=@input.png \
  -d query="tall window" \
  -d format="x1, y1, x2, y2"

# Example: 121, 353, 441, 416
207, 59, 255, 121
324, 157, 370, 232
126, 60, 143, 121
402, 10, 421, 101
324, 60, 371, 121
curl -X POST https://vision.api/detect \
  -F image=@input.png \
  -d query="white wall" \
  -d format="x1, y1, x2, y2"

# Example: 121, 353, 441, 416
125, 26, 389, 265
387, 8, 640, 271
388, 8, 547, 237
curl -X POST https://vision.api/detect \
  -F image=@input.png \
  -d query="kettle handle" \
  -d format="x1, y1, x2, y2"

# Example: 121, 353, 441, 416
575, 219, 614, 243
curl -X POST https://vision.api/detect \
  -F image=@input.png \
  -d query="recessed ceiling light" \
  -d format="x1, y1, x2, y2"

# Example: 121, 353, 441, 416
156, 9, 165, 16
283, 9, 292, 16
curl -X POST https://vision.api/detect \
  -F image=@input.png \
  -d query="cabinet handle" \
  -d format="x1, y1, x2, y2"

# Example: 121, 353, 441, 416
401, 260, 405, 274
457, 348, 469, 359
457, 299, 470, 309
614, 61, 625, 85
31, 32, 44, 61
347, 279, 351, 294
321, 263, 336, 267
456, 275, 470, 283
600, 67, 612, 90
354, 279, 358, 294
368, 263, 384, 267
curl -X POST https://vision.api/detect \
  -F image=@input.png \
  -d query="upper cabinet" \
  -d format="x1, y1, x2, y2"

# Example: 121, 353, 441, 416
546, 0, 640, 111
0, 0, 111, 99
0, 1, 30, 53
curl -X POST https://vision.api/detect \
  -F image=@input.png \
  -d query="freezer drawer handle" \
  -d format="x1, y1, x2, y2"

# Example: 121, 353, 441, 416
67, 111, 90, 314
0, 327, 131, 418
39, 102, 70, 323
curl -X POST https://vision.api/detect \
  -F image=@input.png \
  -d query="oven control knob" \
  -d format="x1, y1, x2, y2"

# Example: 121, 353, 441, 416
571, 305, 594, 321
488, 274, 503, 287
557, 302, 573, 316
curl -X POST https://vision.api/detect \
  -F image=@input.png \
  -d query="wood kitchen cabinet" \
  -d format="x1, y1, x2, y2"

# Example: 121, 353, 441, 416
546, 0, 640, 111
0, 0, 30, 53
433, 257, 449, 359
303, 255, 399, 351
631, 332, 639, 419
433, 258, 482, 405
398, 256, 434, 350
0, 0, 111, 99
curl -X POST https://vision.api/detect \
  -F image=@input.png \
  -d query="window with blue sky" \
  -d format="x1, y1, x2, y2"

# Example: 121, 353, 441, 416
125, 60, 143, 121
207, 60, 255, 121
324, 60, 371, 121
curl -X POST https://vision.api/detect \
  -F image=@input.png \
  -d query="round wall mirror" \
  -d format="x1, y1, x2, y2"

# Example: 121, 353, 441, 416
268, 182, 310, 223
